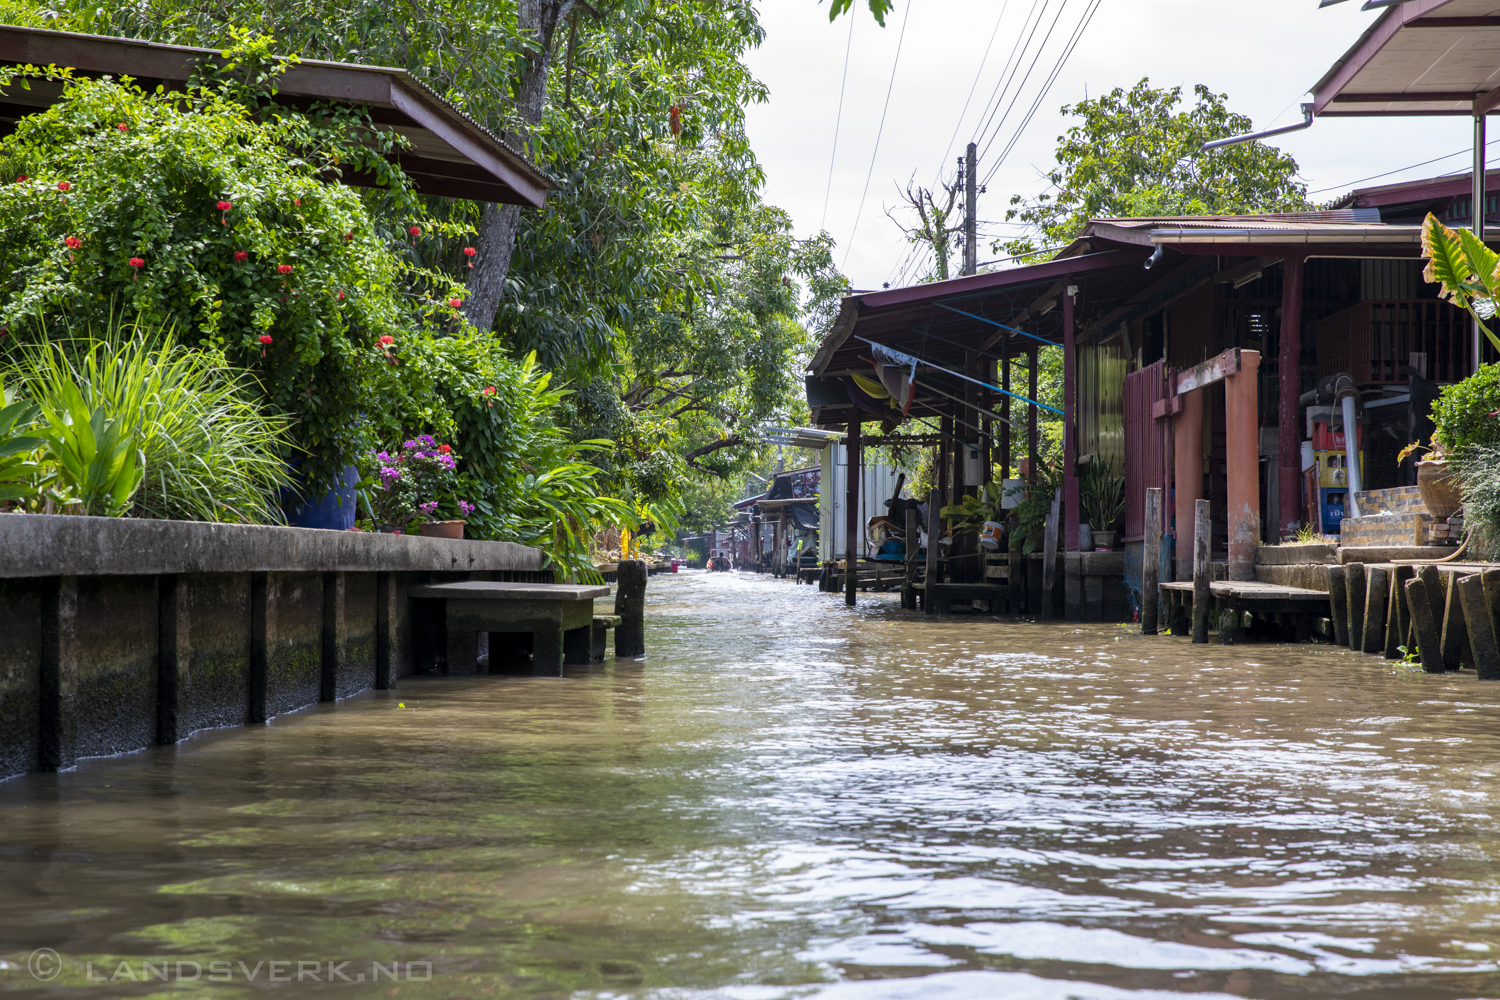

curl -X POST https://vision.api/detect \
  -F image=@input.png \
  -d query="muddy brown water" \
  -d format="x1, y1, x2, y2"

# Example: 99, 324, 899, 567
4, 570, 1500, 999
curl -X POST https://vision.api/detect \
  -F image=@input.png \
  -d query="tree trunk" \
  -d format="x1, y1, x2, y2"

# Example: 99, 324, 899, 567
463, 0, 575, 333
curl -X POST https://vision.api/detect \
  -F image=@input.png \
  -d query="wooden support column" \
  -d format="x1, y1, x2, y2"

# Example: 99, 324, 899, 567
902, 507, 920, 609
1459, 573, 1500, 678
845, 420, 861, 607
1062, 278, 1078, 552
1001, 337, 1012, 479
1191, 499, 1210, 644
1027, 342, 1039, 480
1225, 350, 1261, 581
1142, 487, 1162, 635
925, 487, 942, 613
1278, 255, 1305, 539
1174, 388, 1204, 580
1362, 566, 1389, 655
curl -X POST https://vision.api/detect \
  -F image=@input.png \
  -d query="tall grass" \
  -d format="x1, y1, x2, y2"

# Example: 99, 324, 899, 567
12, 333, 293, 522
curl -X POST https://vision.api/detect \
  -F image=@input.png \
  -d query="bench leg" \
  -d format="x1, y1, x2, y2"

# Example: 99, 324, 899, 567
591, 621, 609, 661
445, 627, 482, 676
533, 629, 564, 677
564, 625, 592, 666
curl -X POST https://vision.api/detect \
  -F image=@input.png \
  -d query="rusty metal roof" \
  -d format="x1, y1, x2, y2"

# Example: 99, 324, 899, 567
0, 24, 553, 206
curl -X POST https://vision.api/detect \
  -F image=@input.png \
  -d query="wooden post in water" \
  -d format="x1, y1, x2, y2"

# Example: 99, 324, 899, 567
1345, 563, 1366, 650
1385, 566, 1412, 659
1191, 499, 1211, 644
1405, 577, 1444, 673
1326, 566, 1349, 647
902, 508, 919, 610
845, 420, 861, 607
1041, 487, 1061, 620
615, 560, 647, 657
1441, 572, 1472, 671
1142, 488, 1162, 635
1362, 566, 1389, 655
924, 487, 942, 614
1457, 573, 1500, 679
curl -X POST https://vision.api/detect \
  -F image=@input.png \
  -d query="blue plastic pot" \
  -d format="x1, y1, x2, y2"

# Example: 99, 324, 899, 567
283, 464, 360, 530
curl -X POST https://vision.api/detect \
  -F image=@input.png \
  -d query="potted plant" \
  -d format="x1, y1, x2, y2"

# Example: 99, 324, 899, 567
940, 482, 1009, 551
1080, 459, 1125, 550
1398, 435, 1462, 521
365, 436, 474, 538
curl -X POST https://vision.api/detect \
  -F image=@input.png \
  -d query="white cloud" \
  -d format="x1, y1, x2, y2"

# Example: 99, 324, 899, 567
744, 0, 1473, 291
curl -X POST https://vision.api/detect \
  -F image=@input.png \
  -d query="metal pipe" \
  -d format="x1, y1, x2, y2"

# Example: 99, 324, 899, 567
1475, 111, 1487, 374
1341, 392, 1363, 517
1144, 245, 1164, 270
1202, 103, 1313, 152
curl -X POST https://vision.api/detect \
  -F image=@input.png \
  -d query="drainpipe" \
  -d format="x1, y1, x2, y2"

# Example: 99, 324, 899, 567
1330, 373, 1363, 517
1201, 103, 1314, 152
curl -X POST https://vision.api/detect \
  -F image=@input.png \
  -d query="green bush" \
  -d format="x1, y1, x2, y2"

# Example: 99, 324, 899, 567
0, 53, 459, 495
1431, 363, 1500, 451
10, 329, 293, 521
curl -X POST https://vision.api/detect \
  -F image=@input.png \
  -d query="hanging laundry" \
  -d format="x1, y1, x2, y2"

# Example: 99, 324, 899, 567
870, 342, 919, 415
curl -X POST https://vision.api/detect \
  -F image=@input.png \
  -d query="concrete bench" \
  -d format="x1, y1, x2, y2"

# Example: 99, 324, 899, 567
409, 581, 610, 676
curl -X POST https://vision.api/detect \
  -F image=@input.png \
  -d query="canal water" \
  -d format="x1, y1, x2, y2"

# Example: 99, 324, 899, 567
5, 571, 1500, 999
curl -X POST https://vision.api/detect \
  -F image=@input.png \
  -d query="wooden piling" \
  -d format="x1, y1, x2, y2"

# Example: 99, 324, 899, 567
1040, 487, 1060, 620
1385, 565, 1412, 660
1362, 566, 1389, 655
1192, 498, 1210, 644
901, 508, 919, 610
845, 420, 861, 608
1218, 602, 1240, 645
1326, 566, 1349, 648
1142, 487, 1161, 636
1441, 572, 1471, 671
1457, 573, 1500, 679
1404, 577, 1444, 673
615, 560, 647, 657
1345, 562, 1366, 651
925, 487, 942, 615
1483, 569, 1500, 663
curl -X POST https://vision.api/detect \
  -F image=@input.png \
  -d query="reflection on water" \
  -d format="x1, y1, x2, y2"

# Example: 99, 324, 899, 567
5, 570, 1500, 998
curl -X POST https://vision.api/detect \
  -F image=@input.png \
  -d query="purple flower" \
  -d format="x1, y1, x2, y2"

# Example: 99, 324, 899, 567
419, 501, 439, 515
402, 439, 417, 450
458, 500, 474, 515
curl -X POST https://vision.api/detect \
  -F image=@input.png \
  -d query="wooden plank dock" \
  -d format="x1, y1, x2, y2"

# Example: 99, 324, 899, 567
1160, 580, 1329, 643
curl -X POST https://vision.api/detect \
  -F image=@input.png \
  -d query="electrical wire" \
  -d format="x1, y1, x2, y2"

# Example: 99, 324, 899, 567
821, 14, 857, 232
843, 1, 911, 271
1306, 138, 1500, 196
974, 0, 1069, 162
932, 0, 1012, 185
982, 0, 1103, 186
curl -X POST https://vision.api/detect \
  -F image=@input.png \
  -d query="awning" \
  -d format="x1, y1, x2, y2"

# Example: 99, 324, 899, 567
0, 25, 553, 206
1312, 0, 1500, 118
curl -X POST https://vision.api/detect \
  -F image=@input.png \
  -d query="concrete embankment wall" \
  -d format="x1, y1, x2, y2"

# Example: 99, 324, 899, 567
0, 515, 549, 781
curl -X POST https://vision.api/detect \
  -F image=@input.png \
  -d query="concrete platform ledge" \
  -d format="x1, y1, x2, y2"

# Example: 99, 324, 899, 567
0, 514, 551, 782
0, 512, 543, 577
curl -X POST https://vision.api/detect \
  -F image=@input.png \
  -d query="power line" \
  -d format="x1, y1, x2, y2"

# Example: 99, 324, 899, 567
932, 0, 1012, 187
971, 0, 1061, 161
983, 0, 1104, 187
821, 14, 857, 232
976, 0, 1075, 164
842, 0, 911, 271
962, 0, 1047, 171
1306, 139, 1500, 196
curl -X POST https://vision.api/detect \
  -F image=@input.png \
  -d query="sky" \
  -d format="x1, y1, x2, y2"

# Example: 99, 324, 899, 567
741, 0, 1475, 292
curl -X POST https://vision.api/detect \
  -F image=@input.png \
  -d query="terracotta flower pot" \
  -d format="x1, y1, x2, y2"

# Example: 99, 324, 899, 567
1416, 460, 1462, 522
1093, 530, 1117, 550
419, 519, 466, 540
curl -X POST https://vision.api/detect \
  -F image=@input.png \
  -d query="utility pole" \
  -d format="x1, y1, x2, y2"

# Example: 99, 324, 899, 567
963, 141, 977, 276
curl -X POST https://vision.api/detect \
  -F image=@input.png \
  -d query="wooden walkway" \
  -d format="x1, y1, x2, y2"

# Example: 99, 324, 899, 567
1159, 580, 1329, 643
